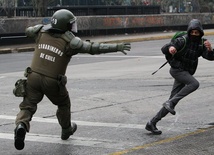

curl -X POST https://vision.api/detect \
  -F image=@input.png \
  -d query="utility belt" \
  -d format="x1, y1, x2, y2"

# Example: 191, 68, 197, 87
25, 67, 66, 81
13, 67, 67, 97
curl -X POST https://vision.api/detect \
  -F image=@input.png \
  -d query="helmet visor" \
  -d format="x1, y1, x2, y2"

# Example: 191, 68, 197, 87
71, 21, 77, 33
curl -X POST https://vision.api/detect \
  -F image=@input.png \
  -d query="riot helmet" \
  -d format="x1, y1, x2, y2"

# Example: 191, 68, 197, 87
50, 9, 77, 33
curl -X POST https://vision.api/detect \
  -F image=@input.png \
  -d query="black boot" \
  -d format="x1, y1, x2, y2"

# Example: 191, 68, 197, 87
163, 101, 176, 115
145, 121, 162, 135
145, 107, 169, 135
14, 123, 26, 150
61, 122, 77, 140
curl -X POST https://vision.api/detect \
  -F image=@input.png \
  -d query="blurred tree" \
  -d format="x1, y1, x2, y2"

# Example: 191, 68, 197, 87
199, 0, 214, 12
32, 0, 47, 17
32, 0, 55, 17
191, 0, 200, 12
206, 0, 214, 12
1, 0, 15, 17
159, 0, 203, 13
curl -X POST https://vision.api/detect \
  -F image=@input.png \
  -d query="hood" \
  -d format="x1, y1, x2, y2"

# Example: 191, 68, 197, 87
187, 19, 204, 37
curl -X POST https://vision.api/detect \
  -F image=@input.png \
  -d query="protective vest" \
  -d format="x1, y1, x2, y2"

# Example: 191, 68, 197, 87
31, 32, 71, 78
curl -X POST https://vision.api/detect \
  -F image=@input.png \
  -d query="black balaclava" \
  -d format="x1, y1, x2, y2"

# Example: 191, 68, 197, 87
187, 19, 204, 42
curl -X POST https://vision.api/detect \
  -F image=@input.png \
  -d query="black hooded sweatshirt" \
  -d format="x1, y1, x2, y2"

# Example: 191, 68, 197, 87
161, 19, 214, 75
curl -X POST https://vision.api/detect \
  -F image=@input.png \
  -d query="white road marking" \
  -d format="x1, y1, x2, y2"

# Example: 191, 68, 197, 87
0, 133, 125, 149
75, 55, 164, 58
0, 115, 145, 129
0, 115, 188, 148
0, 115, 135, 148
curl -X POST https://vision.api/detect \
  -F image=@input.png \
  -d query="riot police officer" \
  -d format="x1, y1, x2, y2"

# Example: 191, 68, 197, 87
14, 9, 131, 150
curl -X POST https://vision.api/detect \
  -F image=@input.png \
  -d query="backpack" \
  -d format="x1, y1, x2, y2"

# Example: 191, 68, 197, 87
171, 31, 187, 52
152, 31, 204, 75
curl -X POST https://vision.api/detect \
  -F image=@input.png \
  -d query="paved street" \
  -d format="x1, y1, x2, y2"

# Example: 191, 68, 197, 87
0, 36, 214, 155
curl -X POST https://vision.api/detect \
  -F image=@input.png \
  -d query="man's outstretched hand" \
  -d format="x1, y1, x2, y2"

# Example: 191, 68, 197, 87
117, 43, 131, 55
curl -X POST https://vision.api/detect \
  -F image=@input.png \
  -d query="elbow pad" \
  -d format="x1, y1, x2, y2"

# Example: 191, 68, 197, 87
25, 24, 43, 37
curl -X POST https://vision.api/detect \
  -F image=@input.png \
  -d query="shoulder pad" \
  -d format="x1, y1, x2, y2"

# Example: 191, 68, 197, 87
61, 31, 75, 42
70, 37, 83, 49
25, 24, 43, 37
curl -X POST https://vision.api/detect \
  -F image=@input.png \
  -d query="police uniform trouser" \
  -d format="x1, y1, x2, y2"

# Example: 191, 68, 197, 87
15, 72, 71, 132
